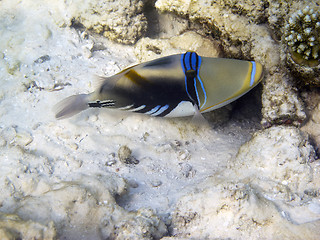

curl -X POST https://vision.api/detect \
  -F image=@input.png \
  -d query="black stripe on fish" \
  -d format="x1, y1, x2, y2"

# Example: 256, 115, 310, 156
88, 100, 115, 108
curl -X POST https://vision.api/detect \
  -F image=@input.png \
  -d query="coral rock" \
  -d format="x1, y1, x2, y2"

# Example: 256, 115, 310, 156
65, 0, 147, 44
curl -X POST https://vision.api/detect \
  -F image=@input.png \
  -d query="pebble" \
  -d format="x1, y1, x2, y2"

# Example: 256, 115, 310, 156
1, 126, 33, 146
15, 131, 33, 146
1, 126, 16, 144
106, 159, 117, 166
129, 180, 139, 188
178, 149, 191, 161
118, 145, 139, 165
179, 163, 196, 178
150, 180, 162, 187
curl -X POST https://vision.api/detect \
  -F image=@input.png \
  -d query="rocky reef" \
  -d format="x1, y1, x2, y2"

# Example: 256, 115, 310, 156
170, 126, 320, 239
63, 0, 147, 44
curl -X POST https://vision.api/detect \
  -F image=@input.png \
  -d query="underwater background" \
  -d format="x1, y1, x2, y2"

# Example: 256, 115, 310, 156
0, 0, 320, 239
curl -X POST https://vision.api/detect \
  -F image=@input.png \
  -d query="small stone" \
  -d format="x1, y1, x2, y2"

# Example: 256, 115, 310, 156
106, 159, 117, 166
178, 149, 191, 161
150, 180, 162, 187
106, 153, 117, 166
179, 163, 196, 178
118, 145, 139, 165
15, 131, 33, 146
34, 55, 50, 64
142, 132, 150, 141
1, 127, 16, 144
1, 126, 33, 147
129, 180, 139, 188
68, 143, 79, 150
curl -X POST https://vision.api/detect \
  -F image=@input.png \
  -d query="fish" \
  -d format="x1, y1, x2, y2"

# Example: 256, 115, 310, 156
54, 51, 263, 119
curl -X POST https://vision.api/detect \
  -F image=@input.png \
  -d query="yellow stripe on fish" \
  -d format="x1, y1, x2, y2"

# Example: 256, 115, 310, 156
54, 52, 263, 119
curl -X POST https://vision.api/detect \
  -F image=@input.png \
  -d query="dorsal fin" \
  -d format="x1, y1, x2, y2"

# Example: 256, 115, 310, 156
95, 64, 138, 92
94, 74, 120, 90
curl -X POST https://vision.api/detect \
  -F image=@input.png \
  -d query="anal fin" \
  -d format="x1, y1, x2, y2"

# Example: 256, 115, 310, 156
191, 104, 209, 126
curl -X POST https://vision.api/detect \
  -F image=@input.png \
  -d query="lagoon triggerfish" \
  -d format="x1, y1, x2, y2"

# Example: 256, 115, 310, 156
55, 51, 263, 119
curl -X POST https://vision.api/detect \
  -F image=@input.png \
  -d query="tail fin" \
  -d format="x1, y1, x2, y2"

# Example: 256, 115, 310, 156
54, 94, 89, 119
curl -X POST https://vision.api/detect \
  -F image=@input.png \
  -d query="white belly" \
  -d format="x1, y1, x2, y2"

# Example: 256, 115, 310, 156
165, 101, 195, 117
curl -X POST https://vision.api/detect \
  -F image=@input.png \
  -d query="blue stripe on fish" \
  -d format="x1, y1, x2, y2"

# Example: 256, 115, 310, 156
151, 105, 169, 116
181, 54, 192, 101
185, 52, 191, 69
191, 52, 201, 108
191, 52, 197, 69
196, 58, 207, 109
194, 76, 200, 108
250, 61, 256, 87
145, 105, 161, 115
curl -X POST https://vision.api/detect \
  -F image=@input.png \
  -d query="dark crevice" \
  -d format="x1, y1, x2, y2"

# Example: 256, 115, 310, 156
143, 0, 161, 38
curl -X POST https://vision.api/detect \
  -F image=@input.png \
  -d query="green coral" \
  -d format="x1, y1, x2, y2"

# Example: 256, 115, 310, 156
284, 5, 320, 66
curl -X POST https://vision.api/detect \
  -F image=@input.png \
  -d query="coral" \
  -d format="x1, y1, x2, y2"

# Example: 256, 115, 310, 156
282, 4, 320, 86
284, 5, 320, 66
